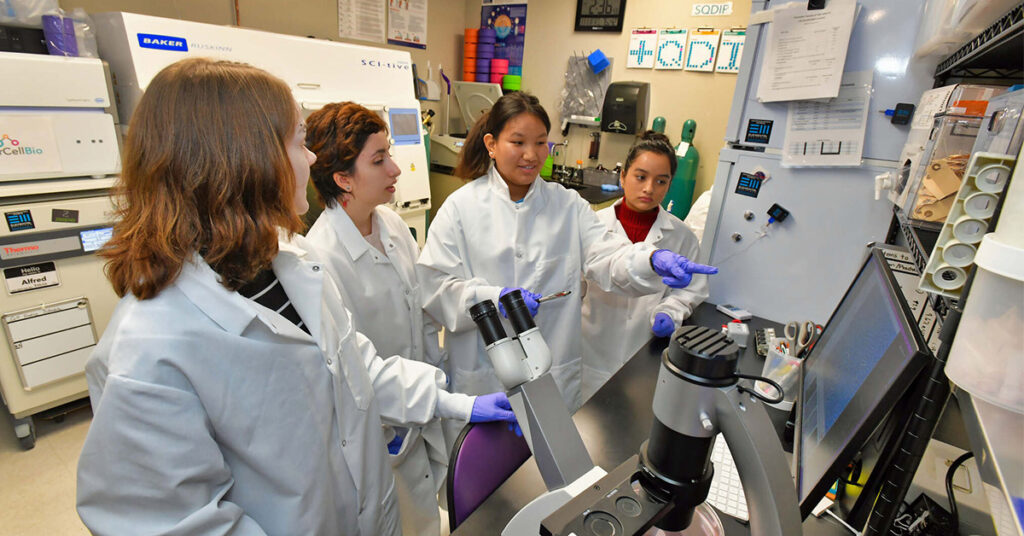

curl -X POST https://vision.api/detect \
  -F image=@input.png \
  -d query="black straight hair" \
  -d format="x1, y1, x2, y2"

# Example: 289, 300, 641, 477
454, 91, 551, 179
623, 130, 677, 179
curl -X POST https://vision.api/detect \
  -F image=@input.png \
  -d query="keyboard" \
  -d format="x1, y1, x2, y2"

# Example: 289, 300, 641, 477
706, 434, 749, 521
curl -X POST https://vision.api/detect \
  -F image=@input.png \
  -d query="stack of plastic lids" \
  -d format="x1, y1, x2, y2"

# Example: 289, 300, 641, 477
490, 59, 508, 84
462, 28, 478, 81
475, 27, 496, 83
502, 74, 521, 91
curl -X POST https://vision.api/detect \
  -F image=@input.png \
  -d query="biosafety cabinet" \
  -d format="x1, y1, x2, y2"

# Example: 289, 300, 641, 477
93, 12, 432, 245
0, 52, 121, 449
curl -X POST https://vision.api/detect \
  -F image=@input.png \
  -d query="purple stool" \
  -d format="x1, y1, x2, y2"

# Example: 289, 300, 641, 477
446, 420, 531, 530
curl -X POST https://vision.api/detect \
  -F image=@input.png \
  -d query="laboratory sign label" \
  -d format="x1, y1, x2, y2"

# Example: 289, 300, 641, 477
4, 262, 59, 294
692, 3, 733, 16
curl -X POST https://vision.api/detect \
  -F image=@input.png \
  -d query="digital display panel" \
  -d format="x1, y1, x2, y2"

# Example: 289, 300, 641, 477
575, 0, 626, 32
390, 112, 419, 137
80, 227, 113, 253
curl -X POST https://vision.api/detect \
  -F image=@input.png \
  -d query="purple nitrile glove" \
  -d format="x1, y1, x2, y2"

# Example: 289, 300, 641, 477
650, 249, 719, 288
386, 434, 403, 455
651, 312, 675, 338
498, 287, 542, 317
470, 392, 518, 423
509, 422, 523, 437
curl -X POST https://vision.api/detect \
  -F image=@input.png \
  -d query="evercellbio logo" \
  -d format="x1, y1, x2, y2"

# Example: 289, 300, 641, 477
0, 134, 43, 156
137, 33, 189, 52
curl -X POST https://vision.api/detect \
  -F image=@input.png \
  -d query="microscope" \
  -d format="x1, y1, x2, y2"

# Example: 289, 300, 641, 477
471, 292, 802, 536
470, 292, 609, 536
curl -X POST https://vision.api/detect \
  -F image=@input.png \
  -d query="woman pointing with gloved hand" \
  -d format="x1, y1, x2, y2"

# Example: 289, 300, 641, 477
581, 131, 710, 403
417, 92, 716, 412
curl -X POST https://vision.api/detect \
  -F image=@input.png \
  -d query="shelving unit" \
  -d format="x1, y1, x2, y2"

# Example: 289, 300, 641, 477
935, 3, 1024, 85
878, 8, 1024, 536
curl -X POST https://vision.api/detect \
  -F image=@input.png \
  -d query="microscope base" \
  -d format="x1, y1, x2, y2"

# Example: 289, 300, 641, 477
502, 466, 607, 536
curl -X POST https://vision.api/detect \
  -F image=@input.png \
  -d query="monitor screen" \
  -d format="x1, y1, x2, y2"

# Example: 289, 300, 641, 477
80, 227, 113, 253
796, 249, 927, 517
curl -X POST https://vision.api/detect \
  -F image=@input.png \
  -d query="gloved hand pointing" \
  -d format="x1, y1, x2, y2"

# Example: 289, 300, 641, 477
499, 287, 542, 317
651, 312, 676, 338
470, 392, 518, 423
650, 249, 718, 288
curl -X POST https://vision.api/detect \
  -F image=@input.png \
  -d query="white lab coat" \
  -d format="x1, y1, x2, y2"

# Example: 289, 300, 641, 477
683, 188, 713, 247
417, 165, 665, 411
77, 233, 473, 536
580, 200, 709, 402
307, 205, 448, 536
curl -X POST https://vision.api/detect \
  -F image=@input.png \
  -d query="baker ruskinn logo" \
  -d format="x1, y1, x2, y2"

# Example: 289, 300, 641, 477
0, 134, 43, 156
137, 33, 189, 52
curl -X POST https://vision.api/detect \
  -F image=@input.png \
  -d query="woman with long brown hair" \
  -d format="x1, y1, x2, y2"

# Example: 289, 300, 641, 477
75, 58, 513, 535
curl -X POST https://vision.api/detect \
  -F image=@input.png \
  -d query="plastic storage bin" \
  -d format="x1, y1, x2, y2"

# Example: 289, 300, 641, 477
901, 114, 982, 224
944, 233, 1024, 413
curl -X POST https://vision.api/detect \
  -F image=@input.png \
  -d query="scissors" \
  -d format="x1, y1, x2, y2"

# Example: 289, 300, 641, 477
785, 320, 819, 358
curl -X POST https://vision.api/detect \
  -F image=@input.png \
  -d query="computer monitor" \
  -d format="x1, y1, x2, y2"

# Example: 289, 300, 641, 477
795, 248, 929, 518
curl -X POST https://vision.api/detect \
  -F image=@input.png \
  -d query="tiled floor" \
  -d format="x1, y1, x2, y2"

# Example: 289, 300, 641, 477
0, 403, 91, 536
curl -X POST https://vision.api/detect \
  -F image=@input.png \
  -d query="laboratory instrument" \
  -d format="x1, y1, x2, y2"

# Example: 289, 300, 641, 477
702, 0, 935, 322
541, 325, 800, 536
724, 321, 750, 349
0, 52, 121, 449
470, 291, 607, 536
715, 303, 751, 321
92, 12, 433, 245
795, 249, 929, 521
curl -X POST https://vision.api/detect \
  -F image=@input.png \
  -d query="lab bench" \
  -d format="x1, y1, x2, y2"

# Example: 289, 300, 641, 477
450, 303, 849, 536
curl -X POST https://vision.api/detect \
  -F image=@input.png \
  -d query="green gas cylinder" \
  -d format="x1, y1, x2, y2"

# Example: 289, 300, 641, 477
662, 119, 698, 220
651, 116, 666, 134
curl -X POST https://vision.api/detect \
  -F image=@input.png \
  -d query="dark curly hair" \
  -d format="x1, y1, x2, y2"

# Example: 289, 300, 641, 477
305, 102, 389, 208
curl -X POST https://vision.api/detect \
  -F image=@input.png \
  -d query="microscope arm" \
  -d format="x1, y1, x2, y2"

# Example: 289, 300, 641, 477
714, 385, 803, 536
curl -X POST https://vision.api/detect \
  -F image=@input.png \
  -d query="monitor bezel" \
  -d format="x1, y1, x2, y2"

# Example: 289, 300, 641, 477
795, 248, 930, 519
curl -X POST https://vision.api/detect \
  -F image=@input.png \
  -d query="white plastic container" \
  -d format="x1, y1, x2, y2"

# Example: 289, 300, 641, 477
755, 339, 802, 411
944, 233, 1024, 413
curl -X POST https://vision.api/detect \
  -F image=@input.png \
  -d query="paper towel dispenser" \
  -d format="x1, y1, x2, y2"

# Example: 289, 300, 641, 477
601, 81, 650, 134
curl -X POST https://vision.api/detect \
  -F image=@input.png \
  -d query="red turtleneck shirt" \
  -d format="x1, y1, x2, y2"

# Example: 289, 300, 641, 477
614, 202, 659, 244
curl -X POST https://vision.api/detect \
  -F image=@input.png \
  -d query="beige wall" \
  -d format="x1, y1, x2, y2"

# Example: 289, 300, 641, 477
463, 1, 752, 196
60, 0, 466, 119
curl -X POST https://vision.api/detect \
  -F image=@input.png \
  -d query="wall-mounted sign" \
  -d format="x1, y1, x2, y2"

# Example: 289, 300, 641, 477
692, 2, 733, 16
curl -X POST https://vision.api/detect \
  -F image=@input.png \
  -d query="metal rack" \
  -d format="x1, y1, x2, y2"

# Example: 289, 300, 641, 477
935, 2, 1024, 84
893, 206, 956, 318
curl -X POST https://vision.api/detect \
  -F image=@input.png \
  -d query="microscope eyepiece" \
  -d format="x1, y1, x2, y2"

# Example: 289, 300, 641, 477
469, 300, 508, 346
498, 289, 537, 334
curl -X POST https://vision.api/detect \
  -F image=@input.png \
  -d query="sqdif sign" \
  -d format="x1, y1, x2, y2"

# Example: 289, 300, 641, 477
0, 116, 62, 175
693, 3, 733, 16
